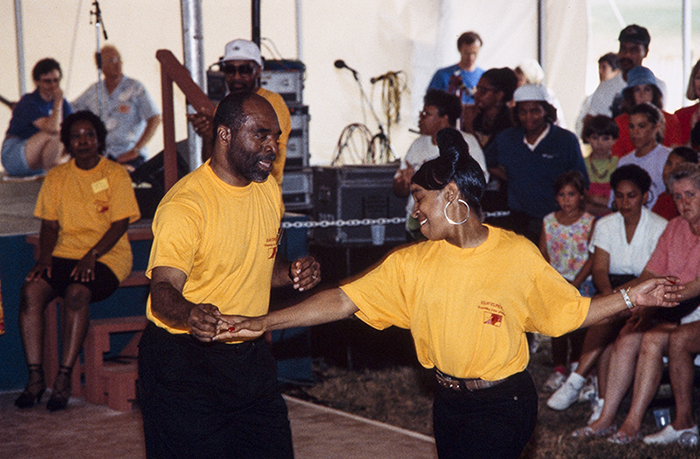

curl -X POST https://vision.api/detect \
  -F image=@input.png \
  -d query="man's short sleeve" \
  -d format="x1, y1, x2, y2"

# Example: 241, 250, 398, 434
147, 198, 200, 278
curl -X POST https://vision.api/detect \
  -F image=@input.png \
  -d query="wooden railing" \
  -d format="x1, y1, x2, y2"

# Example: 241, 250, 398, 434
156, 49, 216, 191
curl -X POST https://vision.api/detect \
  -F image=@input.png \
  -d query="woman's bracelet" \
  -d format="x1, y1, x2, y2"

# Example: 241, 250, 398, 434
620, 288, 636, 309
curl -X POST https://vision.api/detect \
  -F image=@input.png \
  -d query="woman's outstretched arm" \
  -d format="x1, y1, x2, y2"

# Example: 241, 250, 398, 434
213, 288, 359, 341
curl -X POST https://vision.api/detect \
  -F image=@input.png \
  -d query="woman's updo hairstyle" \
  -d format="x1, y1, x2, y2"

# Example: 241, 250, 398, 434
411, 128, 486, 218
610, 164, 652, 195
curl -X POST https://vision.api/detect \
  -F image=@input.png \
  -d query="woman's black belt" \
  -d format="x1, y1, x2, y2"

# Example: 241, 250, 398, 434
435, 368, 508, 391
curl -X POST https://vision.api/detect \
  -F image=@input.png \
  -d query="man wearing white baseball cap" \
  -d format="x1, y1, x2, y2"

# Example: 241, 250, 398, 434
486, 83, 588, 244
188, 39, 291, 186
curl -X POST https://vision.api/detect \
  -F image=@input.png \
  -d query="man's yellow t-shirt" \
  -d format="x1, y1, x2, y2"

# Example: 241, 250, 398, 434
146, 161, 283, 334
34, 157, 140, 282
341, 226, 590, 381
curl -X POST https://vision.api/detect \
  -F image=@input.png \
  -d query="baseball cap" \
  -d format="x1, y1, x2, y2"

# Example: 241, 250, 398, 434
513, 84, 550, 103
626, 66, 657, 88
618, 25, 650, 47
220, 39, 262, 66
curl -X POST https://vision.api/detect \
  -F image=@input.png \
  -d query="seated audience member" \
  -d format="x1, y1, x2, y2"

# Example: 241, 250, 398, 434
651, 146, 699, 220
72, 45, 162, 171
616, 103, 672, 209
394, 89, 487, 240
572, 163, 700, 444
642, 163, 700, 446
539, 171, 595, 392
547, 165, 667, 422
612, 66, 681, 158
487, 84, 588, 244
576, 53, 620, 137
14, 111, 140, 412
427, 31, 484, 105
582, 115, 619, 216
514, 59, 566, 128
674, 58, 700, 145
1, 58, 72, 177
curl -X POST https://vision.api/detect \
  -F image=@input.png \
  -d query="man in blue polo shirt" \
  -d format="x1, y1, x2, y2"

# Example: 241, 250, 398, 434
428, 31, 485, 105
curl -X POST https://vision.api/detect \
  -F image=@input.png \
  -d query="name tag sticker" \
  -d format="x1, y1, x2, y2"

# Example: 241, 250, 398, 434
92, 178, 109, 194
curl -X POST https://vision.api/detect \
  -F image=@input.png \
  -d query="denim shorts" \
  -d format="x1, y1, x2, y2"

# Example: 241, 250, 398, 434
1, 136, 43, 177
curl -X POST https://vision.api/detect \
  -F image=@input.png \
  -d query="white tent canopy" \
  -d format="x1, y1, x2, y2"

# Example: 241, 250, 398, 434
1, 0, 589, 167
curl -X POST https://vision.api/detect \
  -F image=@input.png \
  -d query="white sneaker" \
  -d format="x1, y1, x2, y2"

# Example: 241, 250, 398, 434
578, 375, 598, 403
643, 425, 699, 445
587, 397, 605, 425
542, 371, 566, 393
547, 372, 585, 410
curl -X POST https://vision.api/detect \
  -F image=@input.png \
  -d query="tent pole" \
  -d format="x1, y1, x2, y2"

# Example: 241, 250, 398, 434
13, 0, 26, 96
252, 0, 261, 47
537, 0, 545, 72
180, 0, 205, 171
683, 0, 691, 107
296, 0, 303, 62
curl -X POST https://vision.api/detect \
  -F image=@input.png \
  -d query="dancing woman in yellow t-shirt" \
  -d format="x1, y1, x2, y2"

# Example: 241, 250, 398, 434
216, 128, 684, 459
15, 111, 140, 412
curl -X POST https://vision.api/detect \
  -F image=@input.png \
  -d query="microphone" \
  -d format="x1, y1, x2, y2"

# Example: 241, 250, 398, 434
370, 71, 401, 84
334, 59, 358, 80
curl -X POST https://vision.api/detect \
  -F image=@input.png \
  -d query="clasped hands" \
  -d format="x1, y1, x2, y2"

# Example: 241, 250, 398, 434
187, 256, 321, 342
187, 305, 265, 342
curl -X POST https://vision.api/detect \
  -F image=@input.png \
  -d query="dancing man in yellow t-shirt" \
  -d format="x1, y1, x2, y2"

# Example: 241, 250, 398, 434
138, 92, 320, 458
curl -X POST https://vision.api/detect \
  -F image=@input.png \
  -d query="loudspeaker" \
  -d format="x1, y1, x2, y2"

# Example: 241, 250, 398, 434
311, 164, 406, 245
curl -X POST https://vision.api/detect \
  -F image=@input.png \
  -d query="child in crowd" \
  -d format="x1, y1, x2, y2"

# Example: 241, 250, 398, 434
539, 170, 596, 392
651, 146, 699, 220
582, 115, 619, 216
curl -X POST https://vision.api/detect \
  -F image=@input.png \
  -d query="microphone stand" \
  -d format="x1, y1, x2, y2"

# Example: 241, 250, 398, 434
90, 1, 108, 117
348, 70, 395, 163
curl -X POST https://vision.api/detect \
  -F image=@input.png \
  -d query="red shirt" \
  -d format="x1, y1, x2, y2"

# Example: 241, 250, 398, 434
651, 191, 679, 221
612, 111, 683, 158
674, 103, 699, 145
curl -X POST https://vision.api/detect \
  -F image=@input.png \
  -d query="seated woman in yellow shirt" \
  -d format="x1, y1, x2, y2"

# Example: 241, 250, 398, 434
15, 111, 140, 412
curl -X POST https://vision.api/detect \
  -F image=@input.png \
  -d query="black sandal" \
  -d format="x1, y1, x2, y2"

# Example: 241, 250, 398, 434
47, 365, 72, 412
15, 364, 46, 408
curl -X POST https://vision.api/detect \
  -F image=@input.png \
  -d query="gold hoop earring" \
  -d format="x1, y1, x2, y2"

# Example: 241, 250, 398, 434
444, 199, 470, 225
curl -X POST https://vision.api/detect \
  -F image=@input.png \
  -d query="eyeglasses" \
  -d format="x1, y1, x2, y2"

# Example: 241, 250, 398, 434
222, 64, 255, 76
39, 78, 60, 84
419, 110, 439, 118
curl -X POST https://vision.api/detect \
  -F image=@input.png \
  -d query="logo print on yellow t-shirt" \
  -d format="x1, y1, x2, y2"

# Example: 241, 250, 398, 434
95, 199, 109, 213
266, 235, 279, 259
484, 312, 503, 327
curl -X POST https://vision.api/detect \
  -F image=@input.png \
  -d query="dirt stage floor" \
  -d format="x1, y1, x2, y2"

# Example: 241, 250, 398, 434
0, 391, 437, 459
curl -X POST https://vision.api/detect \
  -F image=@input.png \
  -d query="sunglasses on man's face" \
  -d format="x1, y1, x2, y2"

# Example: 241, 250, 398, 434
223, 64, 255, 76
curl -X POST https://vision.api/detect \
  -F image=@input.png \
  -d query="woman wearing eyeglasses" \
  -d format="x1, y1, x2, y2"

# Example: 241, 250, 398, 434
1, 58, 72, 178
